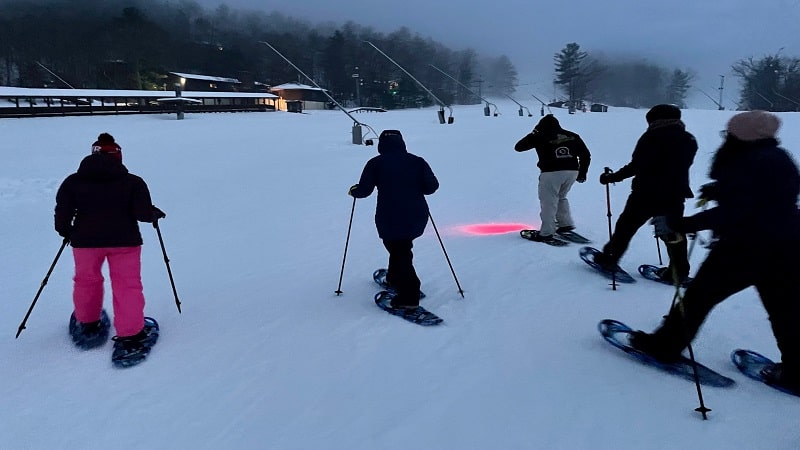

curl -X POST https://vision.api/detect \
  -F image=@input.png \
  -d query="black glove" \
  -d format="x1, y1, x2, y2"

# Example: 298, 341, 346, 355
651, 216, 684, 244
348, 184, 359, 197
599, 172, 620, 185
57, 226, 73, 240
576, 174, 586, 183
698, 183, 718, 200
695, 184, 714, 208
151, 206, 166, 222
696, 182, 718, 207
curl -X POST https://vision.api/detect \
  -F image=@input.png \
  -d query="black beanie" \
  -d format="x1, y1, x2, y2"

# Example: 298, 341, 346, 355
645, 104, 681, 124
97, 132, 115, 144
535, 114, 560, 132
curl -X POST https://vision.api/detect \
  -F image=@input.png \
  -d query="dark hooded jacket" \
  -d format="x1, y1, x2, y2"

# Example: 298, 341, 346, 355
681, 137, 800, 242
612, 118, 697, 205
55, 153, 155, 247
514, 115, 591, 178
350, 132, 439, 240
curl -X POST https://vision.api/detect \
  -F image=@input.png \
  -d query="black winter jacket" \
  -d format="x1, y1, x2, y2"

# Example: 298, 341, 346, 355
613, 119, 697, 205
681, 137, 800, 242
55, 154, 155, 247
351, 135, 439, 240
514, 128, 591, 178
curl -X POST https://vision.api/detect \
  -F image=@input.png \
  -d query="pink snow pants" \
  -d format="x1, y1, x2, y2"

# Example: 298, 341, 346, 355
72, 246, 145, 337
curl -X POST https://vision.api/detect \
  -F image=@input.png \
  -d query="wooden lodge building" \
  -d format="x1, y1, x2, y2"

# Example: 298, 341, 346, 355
0, 72, 331, 118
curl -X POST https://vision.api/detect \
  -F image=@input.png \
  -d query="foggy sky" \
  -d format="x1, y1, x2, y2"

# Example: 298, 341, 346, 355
197, 0, 800, 108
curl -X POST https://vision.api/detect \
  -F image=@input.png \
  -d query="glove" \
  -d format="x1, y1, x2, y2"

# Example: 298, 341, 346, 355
651, 216, 684, 244
695, 183, 717, 207
698, 182, 718, 200
57, 226, 73, 240
599, 172, 619, 185
151, 206, 166, 222
696, 182, 718, 208
576, 174, 586, 183
348, 184, 359, 197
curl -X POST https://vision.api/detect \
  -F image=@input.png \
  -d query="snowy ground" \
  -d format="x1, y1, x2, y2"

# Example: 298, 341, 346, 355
1, 101, 799, 449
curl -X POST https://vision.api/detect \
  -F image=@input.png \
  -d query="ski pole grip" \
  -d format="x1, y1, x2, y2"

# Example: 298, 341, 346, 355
604, 167, 612, 174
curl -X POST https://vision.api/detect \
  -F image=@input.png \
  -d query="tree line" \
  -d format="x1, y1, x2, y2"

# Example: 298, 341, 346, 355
3, 0, 796, 111
553, 42, 800, 112
0, 0, 518, 109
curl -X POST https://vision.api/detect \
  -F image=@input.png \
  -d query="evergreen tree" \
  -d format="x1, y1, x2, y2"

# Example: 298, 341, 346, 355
733, 53, 800, 111
483, 54, 518, 97
554, 43, 587, 106
586, 58, 672, 108
321, 30, 350, 100
0, 0, 515, 111
665, 69, 693, 108
455, 49, 477, 104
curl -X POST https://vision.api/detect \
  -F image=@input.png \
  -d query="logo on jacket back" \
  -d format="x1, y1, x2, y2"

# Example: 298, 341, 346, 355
555, 146, 573, 158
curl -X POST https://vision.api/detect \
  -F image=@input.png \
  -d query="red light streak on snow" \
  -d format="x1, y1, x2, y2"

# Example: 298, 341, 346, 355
456, 223, 534, 235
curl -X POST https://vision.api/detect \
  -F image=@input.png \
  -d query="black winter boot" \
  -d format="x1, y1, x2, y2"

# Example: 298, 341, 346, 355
629, 331, 682, 363
761, 363, 800, 394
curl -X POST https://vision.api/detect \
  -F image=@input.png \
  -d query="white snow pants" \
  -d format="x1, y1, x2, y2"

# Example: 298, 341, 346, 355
537, 170, 578, 236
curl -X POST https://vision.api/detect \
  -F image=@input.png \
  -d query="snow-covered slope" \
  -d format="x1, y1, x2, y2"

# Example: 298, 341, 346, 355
1, 102, 798, 449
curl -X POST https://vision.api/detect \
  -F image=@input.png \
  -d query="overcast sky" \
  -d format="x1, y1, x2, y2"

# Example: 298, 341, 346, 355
197, 0, 800, 108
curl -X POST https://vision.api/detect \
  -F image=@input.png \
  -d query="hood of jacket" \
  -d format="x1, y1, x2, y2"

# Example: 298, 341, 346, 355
377, 131, 407, 155
76, 153, 129, 181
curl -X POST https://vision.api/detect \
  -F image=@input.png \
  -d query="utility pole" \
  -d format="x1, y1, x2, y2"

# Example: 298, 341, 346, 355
718, 75, 725, 111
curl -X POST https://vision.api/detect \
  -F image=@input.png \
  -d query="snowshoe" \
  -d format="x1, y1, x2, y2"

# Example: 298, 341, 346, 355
638, 264, 693, 287
732, 349, 800, 397
579, 247, 635, 283
111, 317, 160, 368
520, 229, 569, 247
372, 268, 426, 299
555, 227, 591, 244
374, 291, 442, 326
69, 310, 111, 350
599, 319, 734, 387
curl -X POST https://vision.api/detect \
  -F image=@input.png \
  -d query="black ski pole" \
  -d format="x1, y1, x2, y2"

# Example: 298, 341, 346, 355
16, 238, 69, 338
428, 212, 464, 298
153, 219, 182, 313
603, 167, 617, 290
663, 211, 711, 419
335, 196, 356, 295
655, 236, 663, 265
672, 233, 710, 419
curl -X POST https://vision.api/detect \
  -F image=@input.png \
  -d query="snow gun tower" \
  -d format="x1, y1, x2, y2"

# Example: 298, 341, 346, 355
428, 64, 499, 117
260, 41, 376, 145
504, 94, 533, 116
363, 41, 454, 124
530, 93, 552, 117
